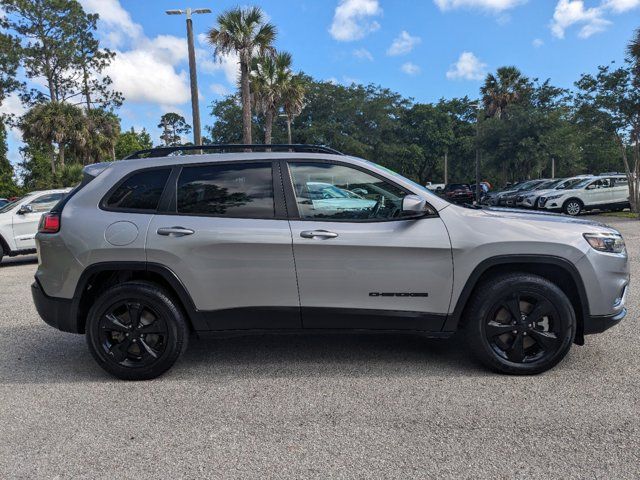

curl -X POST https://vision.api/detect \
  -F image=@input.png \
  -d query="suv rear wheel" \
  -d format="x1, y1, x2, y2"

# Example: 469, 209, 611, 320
465, 273, 576, 374
563, 199, 583, 216
86, 281, 188, 380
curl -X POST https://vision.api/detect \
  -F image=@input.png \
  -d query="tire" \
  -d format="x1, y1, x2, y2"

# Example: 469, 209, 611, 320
533, 198, 540, 209
464, 273, 576, 375
86, 281, 189, 380
562, 199, 583, 216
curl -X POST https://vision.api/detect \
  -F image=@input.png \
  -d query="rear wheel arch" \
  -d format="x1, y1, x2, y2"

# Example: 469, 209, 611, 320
446, 255, 589, 344
73, 262, 205, 333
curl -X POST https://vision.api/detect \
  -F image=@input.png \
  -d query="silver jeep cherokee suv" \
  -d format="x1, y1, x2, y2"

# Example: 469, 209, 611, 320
31, 145, 629, 380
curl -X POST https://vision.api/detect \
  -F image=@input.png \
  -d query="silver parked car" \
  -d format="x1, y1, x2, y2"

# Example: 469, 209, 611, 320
32, 145, 629, 380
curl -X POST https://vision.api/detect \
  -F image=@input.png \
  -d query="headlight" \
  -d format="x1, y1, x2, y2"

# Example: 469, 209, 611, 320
583, 232, 626, 254
547, 194, 563, 200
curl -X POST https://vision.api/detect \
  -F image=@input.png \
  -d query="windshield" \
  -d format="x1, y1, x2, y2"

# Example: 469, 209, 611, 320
534, 180, 555, 190
574, 178, 595, 189
0, 196, 26, 214
557, 178, 586, 190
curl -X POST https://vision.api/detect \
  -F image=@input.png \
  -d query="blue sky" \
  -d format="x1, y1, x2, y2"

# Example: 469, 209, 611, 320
3, 0, 640, 166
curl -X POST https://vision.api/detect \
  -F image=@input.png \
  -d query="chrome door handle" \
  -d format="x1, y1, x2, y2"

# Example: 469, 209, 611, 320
157, 227, 195, 237
300, 230, 339, 239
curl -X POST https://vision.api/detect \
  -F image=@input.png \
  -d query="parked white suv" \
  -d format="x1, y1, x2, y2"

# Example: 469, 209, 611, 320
539, 175, 630, 215
0, 189, 71, 262
516, 176, 592, 209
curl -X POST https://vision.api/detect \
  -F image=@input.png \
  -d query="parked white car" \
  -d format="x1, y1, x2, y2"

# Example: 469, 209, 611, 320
0, 189, 71, 262
538, 175, 629, 215
516, 176, 592, 209
425, 182, 445, 192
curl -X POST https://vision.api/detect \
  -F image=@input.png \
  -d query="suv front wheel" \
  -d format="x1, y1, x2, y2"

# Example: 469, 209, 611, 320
465, 273, 576, 375
86, 282, 189, 380
563, 199, 583, 216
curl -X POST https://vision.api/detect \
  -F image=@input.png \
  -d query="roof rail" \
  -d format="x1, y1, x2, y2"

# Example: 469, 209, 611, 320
124, 144, 344, 159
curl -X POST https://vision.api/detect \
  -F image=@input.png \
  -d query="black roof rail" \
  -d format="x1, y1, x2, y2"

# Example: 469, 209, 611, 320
123, 144, 344, 159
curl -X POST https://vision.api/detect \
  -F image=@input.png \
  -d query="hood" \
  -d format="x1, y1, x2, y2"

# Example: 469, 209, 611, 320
480, 206, 612, 228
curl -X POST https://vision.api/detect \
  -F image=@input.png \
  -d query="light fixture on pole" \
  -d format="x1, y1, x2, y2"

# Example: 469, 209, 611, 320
166, 7, 212, 147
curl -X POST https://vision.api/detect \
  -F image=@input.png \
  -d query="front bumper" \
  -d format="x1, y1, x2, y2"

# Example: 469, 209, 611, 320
584, 308, 627, 335
31, 280, 78, 333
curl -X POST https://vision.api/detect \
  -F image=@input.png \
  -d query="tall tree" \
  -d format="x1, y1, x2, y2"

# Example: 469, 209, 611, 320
1, 0, 121, 108
20, 102, 86, 173
158, 113, 191, 147
0, 32, 22, 105
282, 74, 306, 144
207, 6, 276, 144
251, 51, 293, 145
481, 66, 532, 119
81, 109, 120, 163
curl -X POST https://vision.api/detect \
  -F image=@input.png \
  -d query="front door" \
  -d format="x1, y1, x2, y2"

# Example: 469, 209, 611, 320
284, 161, 453, 331
146, 161, 300, 331
13, 192, 66, 249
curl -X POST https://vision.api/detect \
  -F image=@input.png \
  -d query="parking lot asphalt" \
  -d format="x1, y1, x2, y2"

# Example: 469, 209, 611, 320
1, 217, 639, 479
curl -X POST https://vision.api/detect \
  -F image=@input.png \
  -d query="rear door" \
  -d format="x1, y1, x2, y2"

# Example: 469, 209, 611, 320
283, 160, 453, 331
146, 160, 301, 331
611, 177, 630, 205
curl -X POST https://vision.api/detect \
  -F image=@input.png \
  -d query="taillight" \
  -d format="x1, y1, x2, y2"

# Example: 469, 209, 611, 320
39, 213, 60, 233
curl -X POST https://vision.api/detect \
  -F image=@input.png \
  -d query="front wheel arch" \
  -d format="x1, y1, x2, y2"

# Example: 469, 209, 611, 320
445, 256, 589, 345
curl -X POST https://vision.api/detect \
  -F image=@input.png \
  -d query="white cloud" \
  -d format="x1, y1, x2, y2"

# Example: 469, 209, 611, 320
78, 0, 143, 47
532, 38, 544, 47
434, 0, 526, 12
210, 83, 231, 96
550, 0, 640, 39
329, 0, 382, 41
401, 62, 421, 75
387, 31, 422, 56
105, 50, 190, 106
0, 94, 26, 119
353, 48, 374, 61
446, 52, 487, 80
197, 33, 240, 84
603, 0, 640, 12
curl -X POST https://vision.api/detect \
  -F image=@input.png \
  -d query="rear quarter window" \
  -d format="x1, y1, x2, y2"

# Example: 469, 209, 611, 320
103, 168, 171, 212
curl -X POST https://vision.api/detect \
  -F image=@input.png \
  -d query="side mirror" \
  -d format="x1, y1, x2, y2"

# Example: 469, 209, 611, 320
17, 204, 33, 215
402, 194, 428, 214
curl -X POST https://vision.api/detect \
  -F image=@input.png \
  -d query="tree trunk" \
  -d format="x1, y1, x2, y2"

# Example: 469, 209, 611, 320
111, 144, 116, 161
83, 66, 92, 111
286, 117, 292, 145
240, 60, 252, 145
264, 109, 273, 148
50, 151, 56, 175
616, 134, 637, 214
58, 144, 65, 168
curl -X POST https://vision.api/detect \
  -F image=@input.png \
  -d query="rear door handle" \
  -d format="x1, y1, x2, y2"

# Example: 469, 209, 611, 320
300, 230, 339, 239
157, 227, 195, 237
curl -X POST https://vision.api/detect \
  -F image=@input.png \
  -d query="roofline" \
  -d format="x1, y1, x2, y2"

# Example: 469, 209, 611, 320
123, 144, 344, 159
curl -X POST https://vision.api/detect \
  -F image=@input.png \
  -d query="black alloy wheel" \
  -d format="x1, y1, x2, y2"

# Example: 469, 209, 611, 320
465, 273, 575, 374
86, 282, 188, 380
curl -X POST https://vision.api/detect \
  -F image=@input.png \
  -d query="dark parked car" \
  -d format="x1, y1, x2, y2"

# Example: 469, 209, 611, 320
442, 183, 474, 204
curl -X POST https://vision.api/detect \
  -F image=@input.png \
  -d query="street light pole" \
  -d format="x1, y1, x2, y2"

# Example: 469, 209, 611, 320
166, 8, 211, 146
471, 102, 482, 205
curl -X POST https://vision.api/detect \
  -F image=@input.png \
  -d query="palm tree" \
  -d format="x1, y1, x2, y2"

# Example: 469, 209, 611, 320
480, 66, 531, 118
207, 7, 276, 145
627, 27, 640, 77
20, 102, 85, 173
282, 75, 306, 144
84, 109, 121, 163
251, 52, 293, 145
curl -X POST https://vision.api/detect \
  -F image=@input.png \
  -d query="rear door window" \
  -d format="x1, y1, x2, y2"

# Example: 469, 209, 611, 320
176, 162, 274, 218
104, 169, 171, 212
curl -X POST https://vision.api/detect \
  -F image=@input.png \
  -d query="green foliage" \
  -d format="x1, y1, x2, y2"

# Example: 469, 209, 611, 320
158, 113, 191, 147
207, 6, 277, 144
1, 0, 121, 107
115, 128, 153, 159
0, 121, 21, 197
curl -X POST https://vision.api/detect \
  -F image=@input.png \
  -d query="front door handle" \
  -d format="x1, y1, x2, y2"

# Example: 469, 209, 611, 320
157, 226, 195, 237
300, 230, 339, 239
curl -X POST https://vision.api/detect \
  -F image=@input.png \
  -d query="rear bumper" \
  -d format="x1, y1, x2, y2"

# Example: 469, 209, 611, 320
583, 308, 627, 335
31, 279, 79, 333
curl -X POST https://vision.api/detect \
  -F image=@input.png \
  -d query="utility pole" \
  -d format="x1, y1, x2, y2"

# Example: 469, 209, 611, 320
166, 7, 212, 147
444, 151, 448, 185
551, 157, 555, 179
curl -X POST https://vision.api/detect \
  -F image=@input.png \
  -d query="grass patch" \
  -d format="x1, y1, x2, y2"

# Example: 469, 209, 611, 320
596, 211, 638, 219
